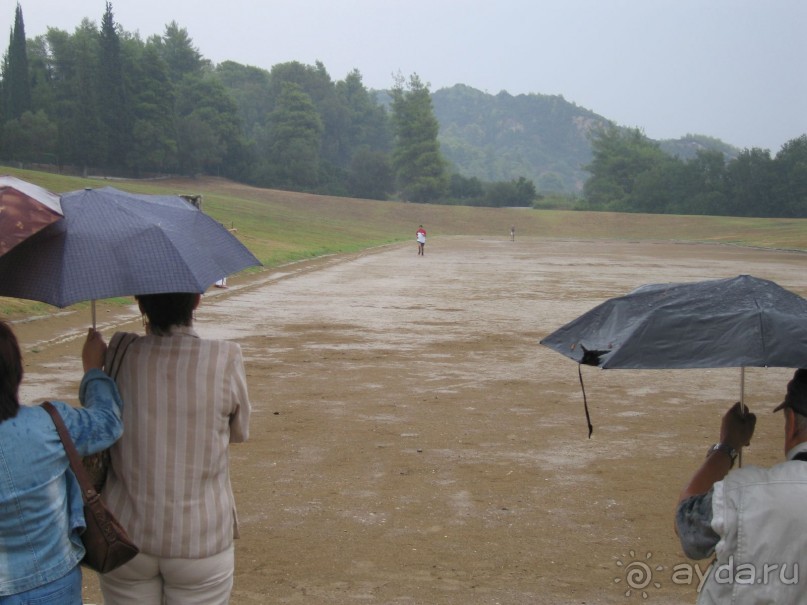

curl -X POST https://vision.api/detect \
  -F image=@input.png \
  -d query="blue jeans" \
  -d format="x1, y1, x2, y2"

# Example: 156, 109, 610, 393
0, 566, 81, 605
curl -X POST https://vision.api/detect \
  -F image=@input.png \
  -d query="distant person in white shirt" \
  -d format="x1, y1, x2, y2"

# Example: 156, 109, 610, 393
416, 225, 426, 256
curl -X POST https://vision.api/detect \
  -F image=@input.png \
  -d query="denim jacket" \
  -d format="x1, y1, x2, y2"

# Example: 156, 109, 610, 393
0, 369, 123, 596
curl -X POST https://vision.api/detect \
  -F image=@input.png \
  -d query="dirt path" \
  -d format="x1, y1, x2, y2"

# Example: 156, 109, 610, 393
14, 236, 807, 604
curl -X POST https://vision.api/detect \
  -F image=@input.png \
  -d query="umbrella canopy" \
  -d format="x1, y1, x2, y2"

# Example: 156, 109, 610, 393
0, 175, 63, 255
540, 275, 807, 370
540, 275, 807, 440
0, 186, 261, 308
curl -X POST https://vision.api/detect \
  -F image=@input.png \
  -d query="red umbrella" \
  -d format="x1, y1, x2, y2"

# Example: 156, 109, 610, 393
0, 175, 63, 255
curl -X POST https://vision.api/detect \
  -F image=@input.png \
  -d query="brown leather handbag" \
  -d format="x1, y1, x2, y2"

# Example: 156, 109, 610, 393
42, 401, 139, 573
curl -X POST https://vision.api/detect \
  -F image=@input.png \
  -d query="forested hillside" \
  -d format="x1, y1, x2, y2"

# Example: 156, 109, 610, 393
3, 3, 803, 215
432, 85, 606, 194
430, 85, 746, 195
0, 3, 744, 198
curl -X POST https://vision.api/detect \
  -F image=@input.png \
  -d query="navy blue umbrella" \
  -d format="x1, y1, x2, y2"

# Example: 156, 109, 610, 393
0, 186, 261, 312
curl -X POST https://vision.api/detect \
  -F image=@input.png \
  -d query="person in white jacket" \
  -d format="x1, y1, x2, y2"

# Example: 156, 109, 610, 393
675, 369, 807, 604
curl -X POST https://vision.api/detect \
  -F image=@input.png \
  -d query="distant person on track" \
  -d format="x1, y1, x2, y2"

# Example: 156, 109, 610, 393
416, 225, 427, 256
510, 225, 515, 241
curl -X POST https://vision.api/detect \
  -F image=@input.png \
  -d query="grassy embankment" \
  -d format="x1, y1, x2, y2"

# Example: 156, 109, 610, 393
3, 166, 807, 318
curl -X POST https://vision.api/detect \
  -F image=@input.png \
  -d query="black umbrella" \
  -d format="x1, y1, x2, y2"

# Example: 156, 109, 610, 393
540, 275, 807, 438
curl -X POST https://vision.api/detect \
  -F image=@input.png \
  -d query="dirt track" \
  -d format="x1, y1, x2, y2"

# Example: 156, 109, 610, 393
13, 236, 807, 604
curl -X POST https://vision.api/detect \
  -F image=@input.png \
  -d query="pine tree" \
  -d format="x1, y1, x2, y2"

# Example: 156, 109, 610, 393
265, 82, 323, 188
55, 21, 104, 172
390, 73, 448, 202
128, 41, 177, 174
98, 2, 130, 168
4, 3, 32, 120
155, 22, 207, 84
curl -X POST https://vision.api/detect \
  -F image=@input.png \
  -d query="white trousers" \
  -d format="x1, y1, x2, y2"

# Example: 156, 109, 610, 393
98, 545, 234, 605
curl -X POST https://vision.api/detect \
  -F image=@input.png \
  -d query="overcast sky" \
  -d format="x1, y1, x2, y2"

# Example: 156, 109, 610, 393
9, 0, 807, 153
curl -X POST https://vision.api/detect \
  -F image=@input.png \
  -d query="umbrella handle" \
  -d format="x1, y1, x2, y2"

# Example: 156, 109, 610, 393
740, 367, 745, 409
738, 367, 745, 467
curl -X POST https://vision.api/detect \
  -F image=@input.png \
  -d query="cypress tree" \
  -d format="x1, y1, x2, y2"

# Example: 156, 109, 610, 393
5, 3, 31, 120
98, 2, 129, 168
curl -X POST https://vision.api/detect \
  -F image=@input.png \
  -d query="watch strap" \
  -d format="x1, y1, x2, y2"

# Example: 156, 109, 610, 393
707, 442, 738, 465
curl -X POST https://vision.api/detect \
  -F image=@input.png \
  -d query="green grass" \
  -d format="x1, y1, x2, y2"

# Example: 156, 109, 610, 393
2, 165, 807, 319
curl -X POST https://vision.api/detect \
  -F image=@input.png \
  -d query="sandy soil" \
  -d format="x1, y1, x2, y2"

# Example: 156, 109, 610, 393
12, 236, 807, 604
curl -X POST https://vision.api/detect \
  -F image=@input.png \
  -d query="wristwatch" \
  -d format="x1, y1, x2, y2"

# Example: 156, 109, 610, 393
707, 442, 738, 466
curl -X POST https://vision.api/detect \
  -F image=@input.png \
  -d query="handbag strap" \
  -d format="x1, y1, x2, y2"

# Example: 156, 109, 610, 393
105, 332, 138, 380
41, 401, 96, 504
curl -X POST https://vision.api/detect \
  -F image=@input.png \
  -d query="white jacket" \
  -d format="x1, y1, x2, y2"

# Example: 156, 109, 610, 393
698, 443, 807, 604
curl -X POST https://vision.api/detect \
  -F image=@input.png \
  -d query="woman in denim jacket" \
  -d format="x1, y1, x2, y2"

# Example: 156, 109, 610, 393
0, 322, 123, 604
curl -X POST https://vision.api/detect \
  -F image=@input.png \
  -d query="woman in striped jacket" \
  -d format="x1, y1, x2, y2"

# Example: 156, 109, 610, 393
99, 292, 251, 605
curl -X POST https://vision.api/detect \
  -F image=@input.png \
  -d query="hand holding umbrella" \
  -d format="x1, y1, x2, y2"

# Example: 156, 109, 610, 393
678, 401, 757, 500
82, 328, 107, 372
720, 402, 757, 452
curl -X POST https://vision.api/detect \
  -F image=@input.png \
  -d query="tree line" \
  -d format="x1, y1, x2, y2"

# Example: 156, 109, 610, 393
0, 3, 537, 206
8, 3, 797, 216
583, 125, 807, 218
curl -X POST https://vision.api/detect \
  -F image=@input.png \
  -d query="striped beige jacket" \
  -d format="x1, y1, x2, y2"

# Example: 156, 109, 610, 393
102, 326, 251, 558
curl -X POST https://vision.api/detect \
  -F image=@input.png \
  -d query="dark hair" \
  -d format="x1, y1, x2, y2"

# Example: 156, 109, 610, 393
0, 321, 23, 422
136, 293, 197, 335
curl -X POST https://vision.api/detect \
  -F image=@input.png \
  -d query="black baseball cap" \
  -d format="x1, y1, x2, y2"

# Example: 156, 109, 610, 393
773, 369, 807, 415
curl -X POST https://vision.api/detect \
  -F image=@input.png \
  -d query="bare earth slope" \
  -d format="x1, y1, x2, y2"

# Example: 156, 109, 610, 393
14, 236, 806, 604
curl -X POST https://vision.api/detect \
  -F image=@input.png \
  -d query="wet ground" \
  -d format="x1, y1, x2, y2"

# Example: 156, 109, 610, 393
14, 236, 807, 604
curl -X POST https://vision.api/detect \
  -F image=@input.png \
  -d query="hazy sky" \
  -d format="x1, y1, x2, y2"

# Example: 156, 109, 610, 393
9, 0, 807, 153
